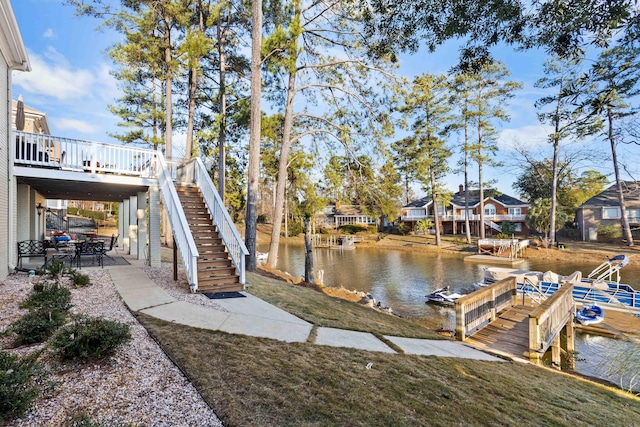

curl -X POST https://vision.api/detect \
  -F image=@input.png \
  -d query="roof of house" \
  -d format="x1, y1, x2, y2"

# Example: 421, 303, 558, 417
403, 190, 528, 209
579, 182, 640, 208
451, 190, 528, 207
403, 196, 432, 208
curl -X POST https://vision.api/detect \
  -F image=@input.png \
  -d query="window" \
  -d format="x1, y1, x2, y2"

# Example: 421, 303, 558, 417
602, 207, 620, 219
513, 223, 522, 232
407, 209, 425, 217
484, 203, 496, 217
627, 209, 640, 223
508, 207, 521, 216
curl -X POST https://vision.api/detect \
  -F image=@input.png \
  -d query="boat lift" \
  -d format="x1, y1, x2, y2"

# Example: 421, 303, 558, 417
586, 254, 629, 285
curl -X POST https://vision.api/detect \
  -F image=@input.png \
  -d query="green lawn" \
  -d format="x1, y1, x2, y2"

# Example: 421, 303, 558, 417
136, 271, 640, 427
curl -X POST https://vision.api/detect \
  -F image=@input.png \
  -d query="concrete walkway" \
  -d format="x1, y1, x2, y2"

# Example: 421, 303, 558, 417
107, 264, 503, 362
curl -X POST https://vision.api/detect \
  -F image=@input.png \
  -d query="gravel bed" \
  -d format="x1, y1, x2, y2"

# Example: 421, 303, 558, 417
1, 266, 224, 427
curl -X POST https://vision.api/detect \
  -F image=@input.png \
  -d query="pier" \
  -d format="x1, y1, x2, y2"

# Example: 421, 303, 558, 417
455, 278, 576, 368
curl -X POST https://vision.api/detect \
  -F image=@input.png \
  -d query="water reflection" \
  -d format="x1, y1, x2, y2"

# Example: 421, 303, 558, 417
265, 242, 640, 389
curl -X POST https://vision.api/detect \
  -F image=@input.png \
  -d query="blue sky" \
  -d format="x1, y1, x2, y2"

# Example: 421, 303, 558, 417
10, 0, 633, 197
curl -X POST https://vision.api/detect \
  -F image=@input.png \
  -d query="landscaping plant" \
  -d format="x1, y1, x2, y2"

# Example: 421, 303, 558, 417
51, 315, 131, 362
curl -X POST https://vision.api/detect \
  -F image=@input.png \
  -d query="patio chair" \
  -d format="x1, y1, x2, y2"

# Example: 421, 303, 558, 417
74, 240, 104, 269
101, 234, 118, 262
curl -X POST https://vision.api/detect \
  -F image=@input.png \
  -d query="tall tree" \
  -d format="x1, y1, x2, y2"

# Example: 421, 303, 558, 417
361, 1, 639, 69
399, 74, 453, 246
262, 0, 394, 267
578, 44, 640, 246
467, 62, 522, 238
449, 72, 476, 242
534, 56, 585, 246
245, 0, 263, 271
391, 136, 422, 205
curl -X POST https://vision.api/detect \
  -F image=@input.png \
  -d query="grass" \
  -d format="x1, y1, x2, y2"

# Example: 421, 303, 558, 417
246, 271, 441, 340
136, 270, 640, 427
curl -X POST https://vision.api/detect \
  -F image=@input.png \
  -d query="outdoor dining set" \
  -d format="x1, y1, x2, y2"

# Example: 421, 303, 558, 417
16, 234, 118, 271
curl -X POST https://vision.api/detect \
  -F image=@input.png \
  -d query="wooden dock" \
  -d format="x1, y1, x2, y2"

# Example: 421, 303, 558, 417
456, 279, 575, 368
464, 254, 524, 266
465, 305, 535, 361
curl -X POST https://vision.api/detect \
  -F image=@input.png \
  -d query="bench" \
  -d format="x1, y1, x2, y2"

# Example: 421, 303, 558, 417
74, 240, 104, 269
17, 240, 48, 270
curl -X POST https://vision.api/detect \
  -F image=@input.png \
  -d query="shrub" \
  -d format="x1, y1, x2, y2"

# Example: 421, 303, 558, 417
495, 233, 511, 239
597, 224, 621, 239
51, 316, 131, 362
415, 219, 433, 233
64, 413, 133, 427
20, 282, 72, 313
0, 351, 40, 422
12, 308, 67, 345
338, 224, 369, 234
398, 223, 411, 235
69, 271, 91, 288
45, 260, 68, 280
285, 221, 304, 237
257, 214, 268, 224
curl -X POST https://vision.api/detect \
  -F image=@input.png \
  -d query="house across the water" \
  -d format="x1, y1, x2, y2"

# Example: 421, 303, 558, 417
402, 185, 530, 237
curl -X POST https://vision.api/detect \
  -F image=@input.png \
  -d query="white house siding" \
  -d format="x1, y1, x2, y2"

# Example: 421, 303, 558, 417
0, 61, 9, 278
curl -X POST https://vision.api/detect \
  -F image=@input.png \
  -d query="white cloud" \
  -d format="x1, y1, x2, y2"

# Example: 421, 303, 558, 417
499, 125, 552, 150
13, 49, 95, 100
43, 28, 55, 39
55, 118, 100, 134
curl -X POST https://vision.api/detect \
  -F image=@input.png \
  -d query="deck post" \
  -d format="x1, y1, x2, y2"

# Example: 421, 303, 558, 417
551, 333, 561, 369
564, 314, 575, 370
455, 302, 466, 341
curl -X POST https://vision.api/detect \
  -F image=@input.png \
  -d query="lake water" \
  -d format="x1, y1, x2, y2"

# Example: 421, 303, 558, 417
263, 242, 640, 392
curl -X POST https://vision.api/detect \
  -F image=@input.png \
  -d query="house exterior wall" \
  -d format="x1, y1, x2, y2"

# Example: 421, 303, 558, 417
577, 206, 624, 241
0, 60, 8, 278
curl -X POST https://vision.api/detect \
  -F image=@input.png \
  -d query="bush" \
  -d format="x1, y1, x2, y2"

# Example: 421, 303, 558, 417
0, 351, 40, 422
45, 260, 68, 280
398, 223, 411, 235
597, 224, 622, 240
69, 271, 91, 288
495, 233, 511, 239
257, 214, 268, 224
51, 316, 131, 362
338, 224, 369, 234
285, 221, 304, 237
20, 282, 72, 313
12, 309, 67, 345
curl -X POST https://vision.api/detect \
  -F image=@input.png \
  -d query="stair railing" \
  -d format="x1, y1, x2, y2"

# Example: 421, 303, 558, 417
177, 158, 248, 285
157, 151, 200, 288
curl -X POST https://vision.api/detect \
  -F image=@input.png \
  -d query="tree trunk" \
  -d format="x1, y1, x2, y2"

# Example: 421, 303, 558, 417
267, 71, 297, 267
478, 134, 485, 239
245, 0, 263, 271
303, 217, 314, 283
463, 114, 471, 243
217, 17, 228, 201
549, 93, 562, 246
431, 167, 441, 246
163, 21, 173, 159
608, 106, 633, 246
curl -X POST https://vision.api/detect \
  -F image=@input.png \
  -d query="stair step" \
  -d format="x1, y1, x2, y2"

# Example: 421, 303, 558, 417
197, 282, 244, 294
199, 251, 230, 260
198, 266, 237, 276
198, 258, 232, 268
198, 274, 240, 287
198, 246, 227, 254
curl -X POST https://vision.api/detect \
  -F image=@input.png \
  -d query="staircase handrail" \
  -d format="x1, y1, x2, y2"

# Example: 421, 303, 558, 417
157, 151, 199, 288
188, 158, 248, 285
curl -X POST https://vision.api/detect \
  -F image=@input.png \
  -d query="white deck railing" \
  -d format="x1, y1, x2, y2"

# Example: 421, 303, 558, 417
401, 213, 527, 222
177, 158, 248, 285
157, 152, 200, 288
14, 131, 157, 177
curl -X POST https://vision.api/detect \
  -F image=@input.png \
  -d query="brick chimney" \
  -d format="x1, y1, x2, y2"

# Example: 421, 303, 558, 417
459, 184, 464, 195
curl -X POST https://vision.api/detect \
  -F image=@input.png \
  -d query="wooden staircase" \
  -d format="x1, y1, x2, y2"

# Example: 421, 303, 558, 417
175, 185, 243, 293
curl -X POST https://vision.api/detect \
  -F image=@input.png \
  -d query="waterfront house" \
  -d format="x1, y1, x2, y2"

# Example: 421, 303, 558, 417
401, 185, 530, 236
575, 181, 640, 241
0, 0, 247, 293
